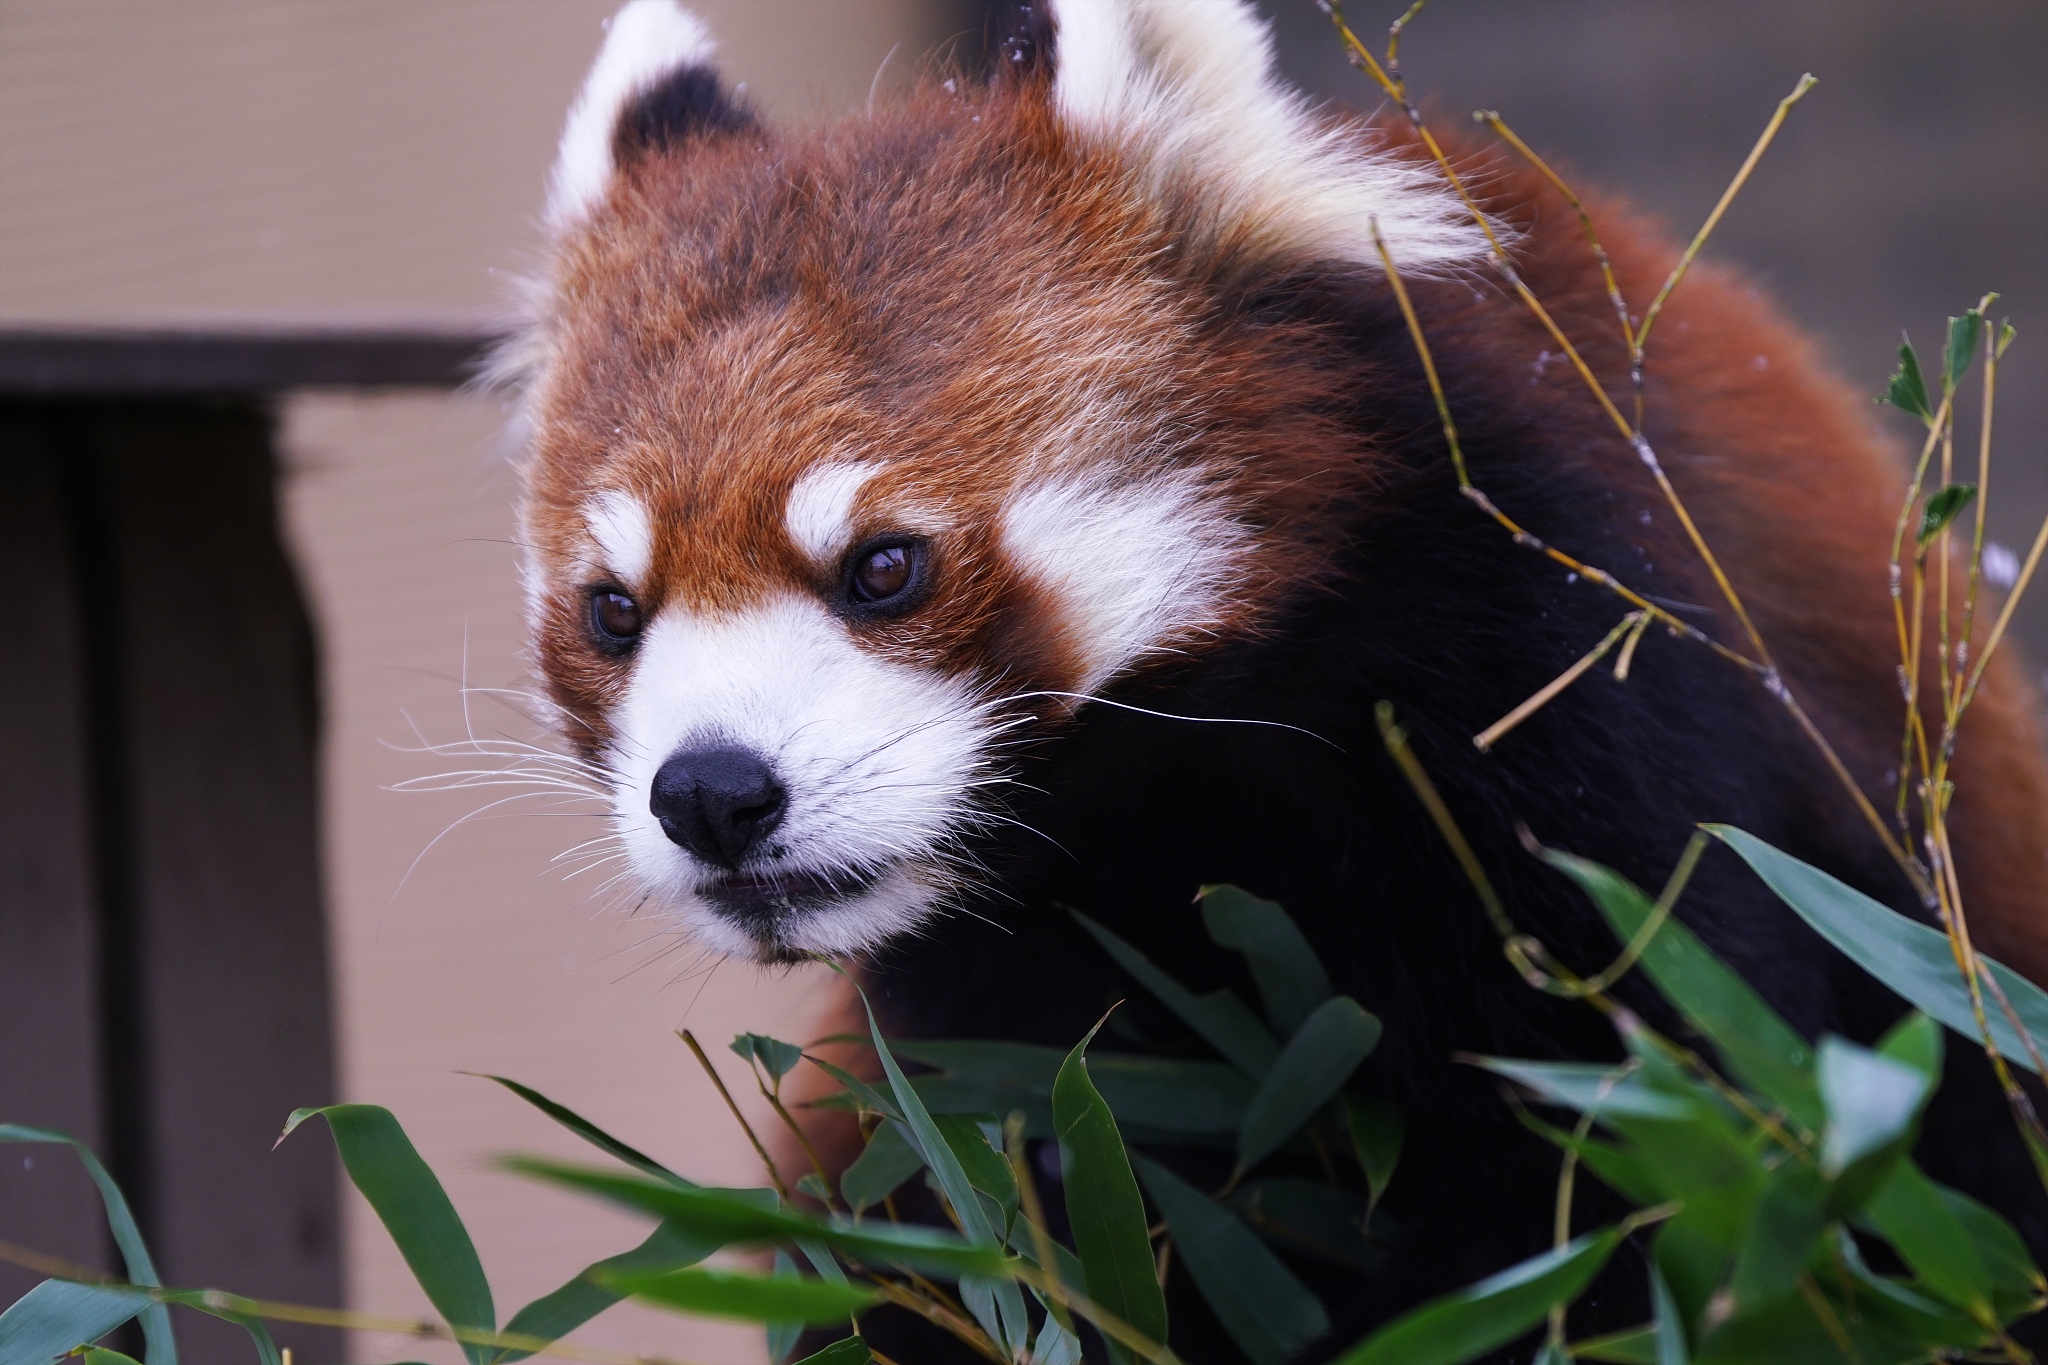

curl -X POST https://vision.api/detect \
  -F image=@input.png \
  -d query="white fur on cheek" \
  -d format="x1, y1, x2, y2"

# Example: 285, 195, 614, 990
1002, 471, 1250, 694
549, 0, 715, 231
784, 462, 880, 566
1046, 0, 1487, 272
608, 595, 999, 957
584, 489, 654, 584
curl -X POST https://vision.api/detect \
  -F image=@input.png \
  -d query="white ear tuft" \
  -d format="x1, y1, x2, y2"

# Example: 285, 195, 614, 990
548, 0, 715, 232
1046, 0, 1487, 273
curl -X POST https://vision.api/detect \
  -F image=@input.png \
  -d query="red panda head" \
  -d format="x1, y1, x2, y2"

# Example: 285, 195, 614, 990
507, 0, 1489, 962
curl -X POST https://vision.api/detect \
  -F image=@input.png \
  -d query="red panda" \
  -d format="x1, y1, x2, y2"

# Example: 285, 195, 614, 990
503, 0, 2048, 1356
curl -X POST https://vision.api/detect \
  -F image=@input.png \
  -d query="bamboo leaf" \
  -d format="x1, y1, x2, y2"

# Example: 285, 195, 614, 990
1470, 1059, 1694, 1120
1074, 911, 1282, 1075
1707, 826, 2048, 1071
732, 1034, 806, 1082
468, 1075, 683, 1184
790, 1339, 871, 1365
1865, 1160, 1993, 1313
1650, 1264, 1690, 1364
0, 1126, 176, 1365
491, 1219, 718, 1363
1199, 886, 1333, 1035
839, 1119, 923, 1214
1944, 310, 1984, 390
1882, 339, 1931, 419
1340, 1094, 1403, 1218
0, 1280, 153, 1365
1053, 1016, 1169, 1362
281, 1106, 496, 1365
1329, 1226, 1626, 1365
1816, 1035, 1929, 1181
1135, 1158, 1329, 1364
854, 990, 1031, 1353
1237, 997, 1382, 1172
504, 1160, 1004, 1275
1917, 483, 1978, 548
1535, 850, 1822, 1129
599, 1266, 875, 1324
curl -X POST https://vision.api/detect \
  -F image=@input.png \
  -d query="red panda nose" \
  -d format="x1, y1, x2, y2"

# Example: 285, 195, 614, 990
650, 747, 788, 870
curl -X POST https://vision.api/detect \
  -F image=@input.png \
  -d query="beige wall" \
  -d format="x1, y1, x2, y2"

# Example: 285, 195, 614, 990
1, 0, 970, 324
2, 2, 965, 1359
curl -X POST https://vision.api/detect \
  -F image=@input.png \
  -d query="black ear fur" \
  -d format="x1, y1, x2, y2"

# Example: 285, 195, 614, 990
613, 65, 756, 158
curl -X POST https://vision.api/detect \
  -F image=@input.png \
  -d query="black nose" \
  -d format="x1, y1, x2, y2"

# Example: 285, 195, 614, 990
650, 746, 788, 869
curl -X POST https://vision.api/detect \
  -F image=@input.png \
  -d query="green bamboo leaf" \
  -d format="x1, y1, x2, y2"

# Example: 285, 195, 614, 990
281, 1106, 496, 1365
598, 1266, 875, 1324
732, 1034, 805, 1082
765, 1249, 803, 1364
839, 1119, 923, 1213
1339, 1094, 1403, 1218
1652, 1214, 1730, 1342
1536, 850, 1822, 1129
78, 1348, 145, 1365
1073, 911, 1282, 1075
1237, 997, 1381, 1172
791, 1338, 871, 1365
504, 1161, 1003, 1276
1707, 826, 2048, 1071
1134, 1158, 1329, 1364
491, 1219, 718, 1363
1917, 483, 1978, 548
1727, 1162, 1827, 1312
0, 1126, 176, 1365
854, 992, 1031, 1354
1865, 1161, 1993, 1313
468, 1075, 683, 1184
1882, 339, 1931, 419
160, 1294, 283, 1365
1571, 1326, 1656, 1363
1053, 1016, 1169, 1363
1944, 310, 1984, 390
1650, 1264, 1690, 1365
0, 1281, 154, 1365
1816, 1036, 1930, 1181
1330, 1225, 1626, 1365
934, 1115, 1017, 1224
1470, 1059, 1694, 1120
1228, 1179, 1376, 1273
1029, 1312, 1082, 1365
1199, 886, 1333, 1035
803, 1058, 902, 1123
1515, 1110, 1666, 1208
886, 1040, 1254, 1136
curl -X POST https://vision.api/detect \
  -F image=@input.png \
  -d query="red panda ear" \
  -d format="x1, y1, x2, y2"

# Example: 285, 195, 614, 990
1024, 0, 1488, 275
546, 0, 752, 234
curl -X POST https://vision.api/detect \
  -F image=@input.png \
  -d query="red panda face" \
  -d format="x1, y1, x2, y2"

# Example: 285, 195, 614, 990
508, 0, 1486, 961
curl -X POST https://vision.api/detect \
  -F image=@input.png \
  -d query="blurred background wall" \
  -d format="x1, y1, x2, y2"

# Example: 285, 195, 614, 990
0, 3, 2041, 1364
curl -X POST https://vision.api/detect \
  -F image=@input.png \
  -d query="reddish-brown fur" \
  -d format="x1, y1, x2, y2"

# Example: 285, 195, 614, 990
523, 67, 2048, 982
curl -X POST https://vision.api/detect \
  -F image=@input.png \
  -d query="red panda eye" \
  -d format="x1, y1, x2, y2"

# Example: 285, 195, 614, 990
590, 589, 642, 645
848, 540, 922, 608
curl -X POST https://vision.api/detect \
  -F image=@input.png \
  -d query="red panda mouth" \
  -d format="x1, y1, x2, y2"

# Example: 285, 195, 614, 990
700, 866, 880, 922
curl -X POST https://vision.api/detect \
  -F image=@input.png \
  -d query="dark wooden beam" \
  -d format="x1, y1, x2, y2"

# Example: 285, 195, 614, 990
0, 327, 504, 396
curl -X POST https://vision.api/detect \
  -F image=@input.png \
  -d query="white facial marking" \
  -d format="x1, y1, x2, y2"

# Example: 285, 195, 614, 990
785, 462, 882, 566
1003, 471, 1250, 694
584, 490, 654, 584
610, 595, 1000, 957
1046, 0, 1487, 272
549, 0, 716, 232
